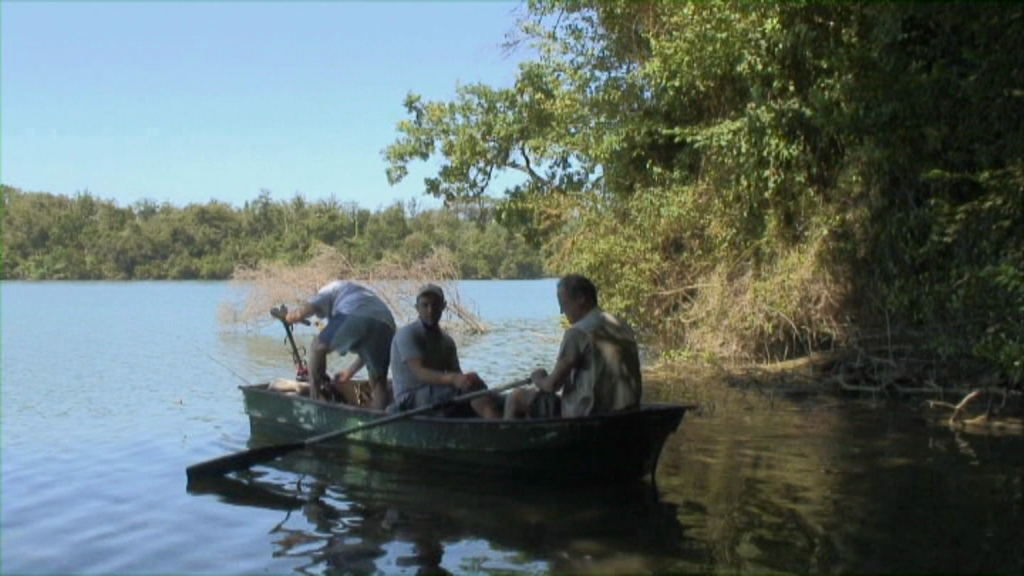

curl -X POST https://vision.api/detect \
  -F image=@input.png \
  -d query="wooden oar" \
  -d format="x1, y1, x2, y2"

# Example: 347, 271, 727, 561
185, 377, 531, 482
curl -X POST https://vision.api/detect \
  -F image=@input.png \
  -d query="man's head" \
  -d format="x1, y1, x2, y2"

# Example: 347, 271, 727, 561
415, 284, 446, 327
556, 274, 598, 323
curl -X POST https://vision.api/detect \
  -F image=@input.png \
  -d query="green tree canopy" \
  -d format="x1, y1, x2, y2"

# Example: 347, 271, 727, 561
383, 1, 1024, 380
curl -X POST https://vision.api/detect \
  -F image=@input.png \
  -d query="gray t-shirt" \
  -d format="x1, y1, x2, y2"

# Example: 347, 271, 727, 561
308, 280, 395, 329
389, 320, 460, 398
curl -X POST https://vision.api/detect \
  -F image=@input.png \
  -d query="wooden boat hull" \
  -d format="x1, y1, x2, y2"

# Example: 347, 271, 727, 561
241, 383, 691, 483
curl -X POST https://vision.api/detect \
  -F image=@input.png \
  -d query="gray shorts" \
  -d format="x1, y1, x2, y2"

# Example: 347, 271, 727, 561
319, 314, 394, 379
393, 384, 479, 417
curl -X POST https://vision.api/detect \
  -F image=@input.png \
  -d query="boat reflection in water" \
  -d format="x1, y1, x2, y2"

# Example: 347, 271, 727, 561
188, 434, 703, 574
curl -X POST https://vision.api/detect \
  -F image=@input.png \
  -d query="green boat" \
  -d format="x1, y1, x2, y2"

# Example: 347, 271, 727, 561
240, 381, 693, 484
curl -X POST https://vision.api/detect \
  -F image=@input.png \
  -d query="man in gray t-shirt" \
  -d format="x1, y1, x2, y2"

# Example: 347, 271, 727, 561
389, 284, 501, 419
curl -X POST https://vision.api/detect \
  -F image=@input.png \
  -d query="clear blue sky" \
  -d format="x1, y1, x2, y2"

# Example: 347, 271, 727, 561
1, 1, 529, 210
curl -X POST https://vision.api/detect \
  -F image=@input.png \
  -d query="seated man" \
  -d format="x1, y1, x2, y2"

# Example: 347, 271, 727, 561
389, 284, 502, 419
504, 274, 642, 419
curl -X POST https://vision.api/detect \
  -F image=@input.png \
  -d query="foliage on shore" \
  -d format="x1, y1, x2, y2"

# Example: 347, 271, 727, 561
383, 2, 1024, 384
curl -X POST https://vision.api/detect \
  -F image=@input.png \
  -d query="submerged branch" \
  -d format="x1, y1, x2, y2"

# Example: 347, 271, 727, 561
220, 244, 488, 335
925, 389, 1024, 434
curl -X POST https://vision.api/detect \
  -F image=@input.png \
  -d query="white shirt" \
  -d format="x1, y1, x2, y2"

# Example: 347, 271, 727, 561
308, 280, 395, 329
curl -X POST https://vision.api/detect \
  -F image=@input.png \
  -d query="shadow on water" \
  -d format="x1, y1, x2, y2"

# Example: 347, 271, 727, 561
648, 368, 1024, 574
187, 441, 709, 574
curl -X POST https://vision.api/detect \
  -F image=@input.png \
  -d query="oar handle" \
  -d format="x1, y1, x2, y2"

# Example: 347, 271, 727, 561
302, 378, 532, 445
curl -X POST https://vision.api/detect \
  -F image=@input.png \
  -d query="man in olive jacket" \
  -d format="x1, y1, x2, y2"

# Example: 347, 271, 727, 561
504, 274, 642, 419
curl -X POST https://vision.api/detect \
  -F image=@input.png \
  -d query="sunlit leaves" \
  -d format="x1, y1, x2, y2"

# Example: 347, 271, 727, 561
377, 1, 1024, 375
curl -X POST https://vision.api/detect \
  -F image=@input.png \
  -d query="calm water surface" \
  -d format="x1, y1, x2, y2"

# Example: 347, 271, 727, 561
2, 281, 1021, 574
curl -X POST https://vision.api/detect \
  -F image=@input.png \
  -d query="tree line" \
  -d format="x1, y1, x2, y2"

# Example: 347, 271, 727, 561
0, 186, 546, 281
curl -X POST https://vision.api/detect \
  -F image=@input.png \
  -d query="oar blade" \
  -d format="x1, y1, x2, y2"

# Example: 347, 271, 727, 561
186, 441, 304, 482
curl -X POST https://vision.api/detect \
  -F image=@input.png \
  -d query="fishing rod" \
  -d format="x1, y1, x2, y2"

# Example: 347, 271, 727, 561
270, 305, 344, 401
192, 340, 254, 385
196, 345, 254, 386
269, 305, 310, 382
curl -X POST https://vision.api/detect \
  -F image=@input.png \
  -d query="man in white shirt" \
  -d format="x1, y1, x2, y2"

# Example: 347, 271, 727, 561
285, 280, 396, 408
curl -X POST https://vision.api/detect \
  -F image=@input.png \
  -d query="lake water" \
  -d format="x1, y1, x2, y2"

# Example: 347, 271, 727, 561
2, 281, 1021, 574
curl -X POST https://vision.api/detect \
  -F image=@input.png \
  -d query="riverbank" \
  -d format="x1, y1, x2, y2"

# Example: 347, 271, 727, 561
646, 353, 1023, 435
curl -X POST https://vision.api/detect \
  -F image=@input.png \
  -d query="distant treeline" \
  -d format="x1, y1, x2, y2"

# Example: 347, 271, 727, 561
0, 186, 546, 281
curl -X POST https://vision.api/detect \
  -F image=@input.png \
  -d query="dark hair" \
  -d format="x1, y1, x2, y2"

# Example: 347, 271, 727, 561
558, 274, 597, 306
416, 283, 445, 303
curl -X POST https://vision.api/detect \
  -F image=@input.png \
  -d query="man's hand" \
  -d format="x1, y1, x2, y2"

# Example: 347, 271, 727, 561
333, 367, 355, 385
452, 371, 484, 391
531, 368, 550, 391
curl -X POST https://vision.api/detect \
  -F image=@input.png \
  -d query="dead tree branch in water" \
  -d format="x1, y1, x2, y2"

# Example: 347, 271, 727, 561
928, 390, 983, 424
926, 389, 1024, 434
218, 244, 487, 334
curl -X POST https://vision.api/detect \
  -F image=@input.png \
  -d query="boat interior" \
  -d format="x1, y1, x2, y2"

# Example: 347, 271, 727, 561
267, 377, 376, 407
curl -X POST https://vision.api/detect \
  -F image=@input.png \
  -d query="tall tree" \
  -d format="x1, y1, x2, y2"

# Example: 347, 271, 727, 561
382, 1, 1024, 378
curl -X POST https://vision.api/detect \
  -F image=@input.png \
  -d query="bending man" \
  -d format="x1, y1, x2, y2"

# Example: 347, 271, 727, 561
285, 280, 396, 409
